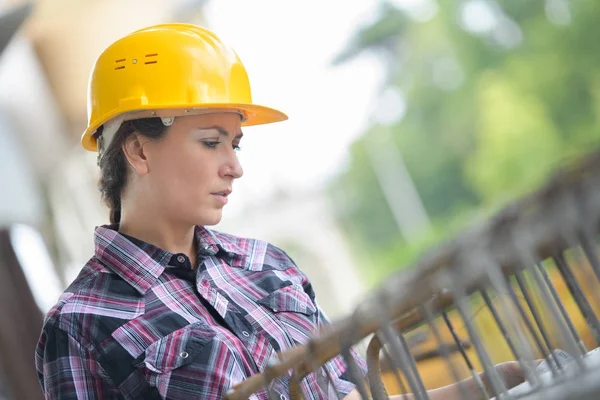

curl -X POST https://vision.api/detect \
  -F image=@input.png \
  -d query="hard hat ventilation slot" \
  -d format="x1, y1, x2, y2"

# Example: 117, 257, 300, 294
114, 58, 126, 70
145, 53, 158, 65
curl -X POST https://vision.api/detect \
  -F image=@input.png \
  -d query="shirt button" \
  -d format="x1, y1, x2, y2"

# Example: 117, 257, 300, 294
242, 331, 250, 337
177, 255, 186, 263
179, 351, 189, 359
280, 395, 287, 400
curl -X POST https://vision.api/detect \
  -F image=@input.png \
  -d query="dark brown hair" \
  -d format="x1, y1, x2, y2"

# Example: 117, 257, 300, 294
97, 118, 169, 224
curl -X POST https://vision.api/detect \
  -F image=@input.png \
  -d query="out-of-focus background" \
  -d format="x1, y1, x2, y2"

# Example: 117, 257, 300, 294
1, 0, 600, 398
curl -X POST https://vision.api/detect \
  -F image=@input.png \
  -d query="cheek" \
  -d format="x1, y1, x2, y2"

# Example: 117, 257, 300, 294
154, 150, 214, 195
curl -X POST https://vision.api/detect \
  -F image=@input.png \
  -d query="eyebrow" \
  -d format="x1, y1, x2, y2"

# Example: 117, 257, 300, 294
199, 126, 244, 139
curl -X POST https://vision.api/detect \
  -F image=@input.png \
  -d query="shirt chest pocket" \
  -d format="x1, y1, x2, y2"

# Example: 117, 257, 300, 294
135, 322, 217, 396
256, 283, 318, 344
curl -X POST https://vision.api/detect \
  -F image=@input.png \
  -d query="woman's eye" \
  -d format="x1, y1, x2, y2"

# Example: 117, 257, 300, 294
233, 144, 242, 152
202, 141, 220, 149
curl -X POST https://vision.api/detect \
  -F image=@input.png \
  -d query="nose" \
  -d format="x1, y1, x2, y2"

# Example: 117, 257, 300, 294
221, 148, 244, 179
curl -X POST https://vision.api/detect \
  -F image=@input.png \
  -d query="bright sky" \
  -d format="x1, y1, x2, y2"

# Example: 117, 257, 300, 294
204, 0, 384, 216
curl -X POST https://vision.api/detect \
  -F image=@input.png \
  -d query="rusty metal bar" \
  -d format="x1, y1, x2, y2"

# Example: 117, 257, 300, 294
225, 151, 600, 400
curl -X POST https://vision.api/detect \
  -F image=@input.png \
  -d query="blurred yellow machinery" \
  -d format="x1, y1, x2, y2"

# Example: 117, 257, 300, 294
226, 149, 600, 399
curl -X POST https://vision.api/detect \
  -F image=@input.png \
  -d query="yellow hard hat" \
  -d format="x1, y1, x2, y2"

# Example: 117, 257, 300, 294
81, 23, 288, 152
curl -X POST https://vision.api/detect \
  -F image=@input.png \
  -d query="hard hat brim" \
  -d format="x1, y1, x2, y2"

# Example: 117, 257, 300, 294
81, 103, 288, 152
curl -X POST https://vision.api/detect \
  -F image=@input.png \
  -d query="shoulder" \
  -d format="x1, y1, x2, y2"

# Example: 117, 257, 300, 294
208, 228, 319, 302
42, 256, 143, 345
209, 228, 300, 272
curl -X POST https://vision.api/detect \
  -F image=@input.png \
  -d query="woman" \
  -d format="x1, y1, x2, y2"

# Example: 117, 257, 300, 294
35, 23, 529, 399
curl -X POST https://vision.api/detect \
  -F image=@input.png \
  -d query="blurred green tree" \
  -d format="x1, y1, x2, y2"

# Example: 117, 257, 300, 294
329, 0, 600, 283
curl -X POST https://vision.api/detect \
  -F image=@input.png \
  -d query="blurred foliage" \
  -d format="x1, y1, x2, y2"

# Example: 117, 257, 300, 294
328, 0, 600, 285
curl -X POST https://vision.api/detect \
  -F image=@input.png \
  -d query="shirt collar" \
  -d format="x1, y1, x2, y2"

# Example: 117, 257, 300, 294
94, 225, 249, 294
94, 225, 170, 295
196, 226, 248, 259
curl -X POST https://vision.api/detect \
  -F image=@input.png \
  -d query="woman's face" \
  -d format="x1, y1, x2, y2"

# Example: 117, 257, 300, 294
133, 112, 244, 226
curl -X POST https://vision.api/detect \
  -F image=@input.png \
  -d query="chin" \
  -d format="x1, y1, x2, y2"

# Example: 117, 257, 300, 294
196, 211, 223, 227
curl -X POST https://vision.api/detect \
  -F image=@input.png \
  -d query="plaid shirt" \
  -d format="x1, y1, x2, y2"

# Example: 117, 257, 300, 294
35, 225, 367, 399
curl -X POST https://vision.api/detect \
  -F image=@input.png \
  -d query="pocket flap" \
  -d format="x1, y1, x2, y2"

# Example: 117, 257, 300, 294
257, 283, 317, 316
140, 322, 216, 373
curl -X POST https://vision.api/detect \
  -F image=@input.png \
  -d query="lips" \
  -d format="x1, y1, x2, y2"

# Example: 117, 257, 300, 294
211, 189, 231, 197
211, 189, 231, 206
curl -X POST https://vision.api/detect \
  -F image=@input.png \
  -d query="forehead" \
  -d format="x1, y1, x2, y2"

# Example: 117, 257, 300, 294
172, 112, 243, 132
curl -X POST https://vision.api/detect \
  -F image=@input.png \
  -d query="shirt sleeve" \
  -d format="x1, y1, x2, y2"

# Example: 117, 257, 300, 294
35, 324, 122, 399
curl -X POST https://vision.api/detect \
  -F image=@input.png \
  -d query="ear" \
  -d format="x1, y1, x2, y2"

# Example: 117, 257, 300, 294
122, 133, 149, 175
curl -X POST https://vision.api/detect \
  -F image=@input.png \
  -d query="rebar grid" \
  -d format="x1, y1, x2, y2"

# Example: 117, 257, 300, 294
226, 151, 600, 400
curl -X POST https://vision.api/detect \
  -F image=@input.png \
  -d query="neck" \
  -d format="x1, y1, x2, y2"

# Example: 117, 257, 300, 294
118, 203, 197, 267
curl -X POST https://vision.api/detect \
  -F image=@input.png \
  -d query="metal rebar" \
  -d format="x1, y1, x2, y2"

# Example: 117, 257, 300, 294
421, 303, 472, 399
535, 261, 587, 356
579, 230, 600, 284
341, 346, 371, 400
554, 253, 600, 345
441, 311, 490, 399
398, 332, 430, 396
377, 288, 430, 399
480, 289, 530, 369
382, 346, 410, 398
366, 335, 390, 400
453, 294, 507, 399
514, 270, 564, 370
323, 365, 345, 400
379, 323, 429, 400
574, 235, 600, 311
223, 152, 600, 400
504, 274, 560, 378
524, 253, 586, 371
483, 260, 542, 389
